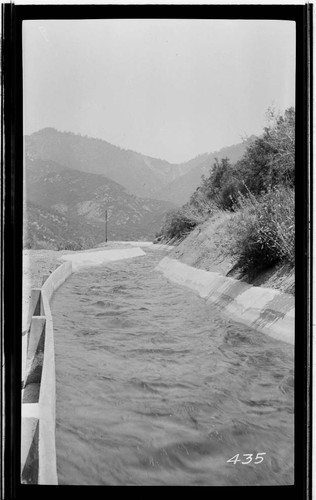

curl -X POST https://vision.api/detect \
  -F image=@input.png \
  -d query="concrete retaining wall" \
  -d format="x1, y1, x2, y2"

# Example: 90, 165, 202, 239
21, 261, 73, 485
156, 257, 294, 346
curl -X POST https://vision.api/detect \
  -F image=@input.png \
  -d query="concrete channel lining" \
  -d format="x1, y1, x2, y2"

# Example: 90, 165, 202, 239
21, 247, 147, 484
156, 257, 294, 346
60, 246, 146, 271
21, 260, 73, 485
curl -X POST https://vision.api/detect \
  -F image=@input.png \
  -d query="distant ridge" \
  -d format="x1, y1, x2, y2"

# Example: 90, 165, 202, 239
24, 128, 255, 247
25, 128, 254, 204
152, 137, 255, 205
25, 128, 192, 199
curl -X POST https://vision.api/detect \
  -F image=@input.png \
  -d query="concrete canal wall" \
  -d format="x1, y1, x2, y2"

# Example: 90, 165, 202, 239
156, 257, 294, 346
60, 246, 146, 271
21, 260, 73, 485
21, 246, 147, 484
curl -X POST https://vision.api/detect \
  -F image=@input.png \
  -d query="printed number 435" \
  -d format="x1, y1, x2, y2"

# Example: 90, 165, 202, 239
227, 453, 266, 465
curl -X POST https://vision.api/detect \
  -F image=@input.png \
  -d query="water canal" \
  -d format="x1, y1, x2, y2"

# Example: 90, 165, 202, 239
51, 247, 294, 486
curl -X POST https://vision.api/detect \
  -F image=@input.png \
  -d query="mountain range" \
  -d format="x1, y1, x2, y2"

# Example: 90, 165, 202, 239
24, 128, 253, 248
24, 158, 175, 248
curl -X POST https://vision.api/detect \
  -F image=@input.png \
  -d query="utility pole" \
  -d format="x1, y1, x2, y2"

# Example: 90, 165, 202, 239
105, 208, 108, 243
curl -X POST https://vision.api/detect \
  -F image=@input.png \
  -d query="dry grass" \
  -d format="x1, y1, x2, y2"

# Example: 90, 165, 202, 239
227, 186, 294, 271
169, 205, 295, 294
170, 210, 237, 274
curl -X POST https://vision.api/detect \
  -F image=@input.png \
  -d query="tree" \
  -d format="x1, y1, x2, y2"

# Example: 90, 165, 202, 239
236, 107, 295, 194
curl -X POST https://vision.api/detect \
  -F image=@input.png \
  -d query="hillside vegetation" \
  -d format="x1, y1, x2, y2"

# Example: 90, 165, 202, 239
152, 137, 254, 205
24, 201, 100, 250
23, 128, 251, 249
24, 159, 175, 249
156, 107, 295, 286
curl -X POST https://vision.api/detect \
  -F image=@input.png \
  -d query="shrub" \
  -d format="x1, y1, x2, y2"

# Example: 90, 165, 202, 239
63, 240, 84, 251
236, 107, 295, 195
191, 157, 236, 209
156, 106, 295, 255
218, 179, 245, 211
158, 204, 207, 243
227, 185, 294, 272
190, 107, 295, 211
34, 239, 54, 250
189, 158, 247, 211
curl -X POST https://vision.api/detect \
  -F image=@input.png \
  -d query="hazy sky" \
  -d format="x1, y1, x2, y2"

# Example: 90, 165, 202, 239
23, 19, 295, 163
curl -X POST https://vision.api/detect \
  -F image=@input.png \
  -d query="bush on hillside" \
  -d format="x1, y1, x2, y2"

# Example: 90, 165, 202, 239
227, 185, 294, 272
190, 157, 237, 210
218, 178, 245, 211
189, 107, 295, 213
33, 239, 55, 250
190, 157, 248, 212
157, 204, 208, 243
236, 107, 295, 194
157, 106, 295, 253
189, 186, 218, 215
62, 240, 85, 251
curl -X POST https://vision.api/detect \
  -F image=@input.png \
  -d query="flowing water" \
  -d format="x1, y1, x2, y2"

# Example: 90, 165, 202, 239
51, 247, 294, 486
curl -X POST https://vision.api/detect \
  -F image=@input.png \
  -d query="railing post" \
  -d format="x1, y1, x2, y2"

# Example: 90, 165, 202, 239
24, 317, 46, 390
24, 289, 43, 334
21, 261, 73, 484
21, 417, 39, 484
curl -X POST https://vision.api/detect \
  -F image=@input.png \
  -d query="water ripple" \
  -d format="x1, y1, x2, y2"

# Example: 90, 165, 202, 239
52, 248, 294, 486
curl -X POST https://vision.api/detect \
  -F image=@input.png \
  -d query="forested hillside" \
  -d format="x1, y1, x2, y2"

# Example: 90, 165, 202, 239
23, 128, 251, 248
157, 107, 295, 279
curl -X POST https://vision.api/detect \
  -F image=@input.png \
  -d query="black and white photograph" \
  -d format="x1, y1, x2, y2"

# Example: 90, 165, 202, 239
2, 2, 311, 494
